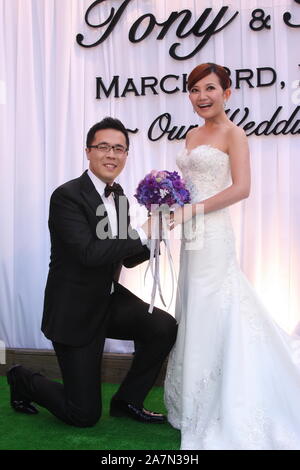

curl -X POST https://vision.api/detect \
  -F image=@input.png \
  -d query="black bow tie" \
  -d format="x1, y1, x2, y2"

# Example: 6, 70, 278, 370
104, 183, 124, 198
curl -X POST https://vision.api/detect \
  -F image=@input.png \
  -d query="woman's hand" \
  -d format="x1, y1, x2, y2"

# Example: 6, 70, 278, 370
168, 203, 204, 230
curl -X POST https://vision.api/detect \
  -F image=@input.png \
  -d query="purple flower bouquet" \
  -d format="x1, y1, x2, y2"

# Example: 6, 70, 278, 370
134, 170, 190, 313
134, 170, 190, 213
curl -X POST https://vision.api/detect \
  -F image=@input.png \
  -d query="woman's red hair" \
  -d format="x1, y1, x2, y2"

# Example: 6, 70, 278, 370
187, 63, 231, 91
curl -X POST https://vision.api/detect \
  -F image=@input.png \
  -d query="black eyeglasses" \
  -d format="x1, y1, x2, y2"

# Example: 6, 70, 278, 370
87, 143, 128, 157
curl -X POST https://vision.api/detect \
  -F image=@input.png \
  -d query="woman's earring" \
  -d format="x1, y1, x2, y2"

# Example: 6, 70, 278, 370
223, 101, 226, 110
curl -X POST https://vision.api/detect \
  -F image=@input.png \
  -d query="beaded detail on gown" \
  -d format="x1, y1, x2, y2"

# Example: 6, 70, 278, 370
164, 145, 300, 450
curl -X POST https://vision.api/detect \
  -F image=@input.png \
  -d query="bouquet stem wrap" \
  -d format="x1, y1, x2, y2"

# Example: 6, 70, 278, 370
145, 209, 177, 313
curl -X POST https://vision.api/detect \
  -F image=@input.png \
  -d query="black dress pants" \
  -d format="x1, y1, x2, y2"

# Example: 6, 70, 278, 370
18, 284, 177, 427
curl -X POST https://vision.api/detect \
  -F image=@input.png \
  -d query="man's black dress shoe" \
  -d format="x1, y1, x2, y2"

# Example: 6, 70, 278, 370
110, 398, 166, 423
6, 365, 39, 415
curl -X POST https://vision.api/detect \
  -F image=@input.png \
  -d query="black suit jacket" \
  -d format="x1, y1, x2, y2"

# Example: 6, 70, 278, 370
41, 171, 150, 346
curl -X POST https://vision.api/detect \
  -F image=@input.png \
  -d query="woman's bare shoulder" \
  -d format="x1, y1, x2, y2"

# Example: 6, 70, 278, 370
226, 123, 248, 147
186, 126, 199, 139
225, 124, 249, 160
185, 125, 204, 146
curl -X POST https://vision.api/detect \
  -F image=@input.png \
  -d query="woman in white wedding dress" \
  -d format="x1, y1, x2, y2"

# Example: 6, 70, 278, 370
164, 63, 300, 450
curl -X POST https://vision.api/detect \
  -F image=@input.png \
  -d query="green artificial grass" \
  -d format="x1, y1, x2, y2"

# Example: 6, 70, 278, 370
0, 376, 180, 450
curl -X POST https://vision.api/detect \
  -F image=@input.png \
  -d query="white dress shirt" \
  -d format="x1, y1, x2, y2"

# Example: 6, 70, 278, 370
87, 169, 118, 237
87, 169, 148, 244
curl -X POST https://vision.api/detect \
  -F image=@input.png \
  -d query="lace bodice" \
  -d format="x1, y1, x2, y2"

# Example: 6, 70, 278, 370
177, 145, 233, 239
176, 145, 232, 202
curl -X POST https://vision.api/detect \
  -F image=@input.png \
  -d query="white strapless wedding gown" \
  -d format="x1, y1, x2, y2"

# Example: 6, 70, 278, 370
164, 145, 300, 450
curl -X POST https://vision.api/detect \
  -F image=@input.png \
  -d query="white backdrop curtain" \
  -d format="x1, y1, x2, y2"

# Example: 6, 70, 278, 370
0, 0, 300, 352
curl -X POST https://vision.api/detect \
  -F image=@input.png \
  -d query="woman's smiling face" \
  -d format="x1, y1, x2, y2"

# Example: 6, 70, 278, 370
189, 72, 230, 119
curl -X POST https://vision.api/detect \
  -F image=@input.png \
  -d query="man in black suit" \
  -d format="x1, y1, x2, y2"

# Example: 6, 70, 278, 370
7, 117, 177, 426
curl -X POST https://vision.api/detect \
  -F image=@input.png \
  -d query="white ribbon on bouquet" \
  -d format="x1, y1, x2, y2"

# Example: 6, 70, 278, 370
144, 206, 177, 314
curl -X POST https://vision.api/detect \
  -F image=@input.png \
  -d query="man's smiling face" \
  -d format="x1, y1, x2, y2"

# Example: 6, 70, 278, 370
86, 128, 128, 184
